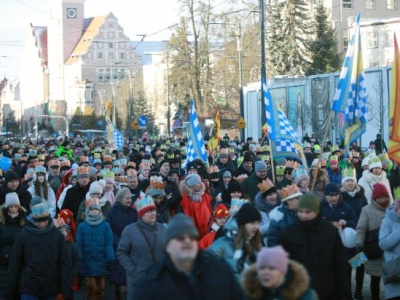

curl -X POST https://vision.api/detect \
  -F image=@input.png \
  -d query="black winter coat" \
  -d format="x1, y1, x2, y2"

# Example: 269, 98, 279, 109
0, 183, 32, 210
279, 216, 351, 300
61, 183, 89, 221
133, 251, 243, 300
7, 217, 71, 299
341, 187, 368, 220
320, 198, 358, 229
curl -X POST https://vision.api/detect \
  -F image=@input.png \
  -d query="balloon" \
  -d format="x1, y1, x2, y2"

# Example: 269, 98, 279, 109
0, 157, 12, 172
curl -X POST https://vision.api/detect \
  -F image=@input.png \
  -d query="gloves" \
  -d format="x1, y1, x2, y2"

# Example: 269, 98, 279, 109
106, 262, 114, 271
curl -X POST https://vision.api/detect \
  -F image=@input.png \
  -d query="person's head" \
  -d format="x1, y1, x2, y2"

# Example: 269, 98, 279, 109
30, 196, 50, 229
127, 175, 138, 189
185, 173, 203, 192
226, 178, 242, 199
368, 156, 382, 175
77, 167, 90, 187
88, 181, 103, 198
256, 246, 289, 289
361, 157, 369, 170
221, 169, 232, 187
49, 159, 60, 176
136, 195, 157, 225
329, 160, 338, 170
255, 161, 268, 179
211, 203, 230, 227
115, 188, 132, 206
297, 194, 320, 221
164, 213, 199, 265
324, 183, 340, 206
140, 162, 151, 178
236, 203, 262, 239
159, 160, 170, 177
372, 183, 391, 209
5, 171, 20, 191
259, 179, 278, 205
167, 169, 180, 183
5, 192, 20, 214
341, 167, 357, 191
149, 187, 166, 205
243, 152, 254, 169
281, 184, 303, 210
35, 166, 47, 184
219, 153, 228, 164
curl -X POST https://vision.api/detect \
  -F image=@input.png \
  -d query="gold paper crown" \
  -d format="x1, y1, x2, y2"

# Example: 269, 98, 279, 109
140, 159, 152, 167
258, 178, 275, 193
285, 161, 298, 169
119, 176, 127, 183
331, 145, 339, 153
329, 155, 338, 162
128, 161, 136, 167
79, 156, 89, 163
280, 184, 302, 201
60, 160, 71, 167
37, 154, 45, 160
126, 169, 138, 177
276, 166, 286, 176
342, 167, 356, 179
93, 153, 101, 159
103, 155, 113, 162
261, 145, 270, 152
85, 196, 99, 207
150, 175, 166, 189
77, 166, 89, 175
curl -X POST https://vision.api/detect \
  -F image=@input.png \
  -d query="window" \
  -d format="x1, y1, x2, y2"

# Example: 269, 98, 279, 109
343, 0, 352, 8
98, 52, 103, 59
120, 52, 125, 59
387, 0, 397, 9
343, 37, 349, 53
382, 31, 394, 47
108, 52, 114, 59
365, 0, 375, 9
367, 32, 378, 48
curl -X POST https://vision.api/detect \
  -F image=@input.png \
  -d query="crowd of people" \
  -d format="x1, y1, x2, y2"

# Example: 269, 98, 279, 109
0, 132, 399, 300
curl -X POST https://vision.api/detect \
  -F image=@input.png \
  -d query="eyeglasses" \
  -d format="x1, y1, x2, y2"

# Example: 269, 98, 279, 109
175, 234, 197, 242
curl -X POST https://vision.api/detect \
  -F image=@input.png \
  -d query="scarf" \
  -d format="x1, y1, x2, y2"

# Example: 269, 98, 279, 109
188, 191, 204, 202
26, 215, 55, 234
8, 212, 19, 219
85, 212, 104, 226
104, 190, 115, 205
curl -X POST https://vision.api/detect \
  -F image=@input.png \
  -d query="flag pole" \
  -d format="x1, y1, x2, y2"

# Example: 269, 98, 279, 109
268, 138, 276, 185
310, 110, 334, 192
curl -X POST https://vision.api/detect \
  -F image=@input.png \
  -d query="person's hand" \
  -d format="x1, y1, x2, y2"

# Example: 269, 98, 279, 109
332, 222, 343, 229
338, 219, 347, 226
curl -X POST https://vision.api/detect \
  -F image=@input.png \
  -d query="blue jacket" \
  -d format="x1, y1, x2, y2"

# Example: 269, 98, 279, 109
254, 192, 281, 245
320, 198, 357, 229
76, 220, 115, 277
267, 204, 298, 247
327, 168, 342, 186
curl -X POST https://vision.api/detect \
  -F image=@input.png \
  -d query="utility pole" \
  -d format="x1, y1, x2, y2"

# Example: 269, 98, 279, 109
260, 0, 267, 128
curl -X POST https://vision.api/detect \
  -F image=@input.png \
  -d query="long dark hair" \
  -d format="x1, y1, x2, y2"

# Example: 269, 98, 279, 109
34, 174, 49, 200
234, 224, 262, 253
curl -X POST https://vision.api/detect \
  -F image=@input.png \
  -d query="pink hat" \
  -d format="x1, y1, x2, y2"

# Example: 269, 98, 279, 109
256, 246, 289, 274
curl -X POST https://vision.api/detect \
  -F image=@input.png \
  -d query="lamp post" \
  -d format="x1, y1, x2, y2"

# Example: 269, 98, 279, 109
260, 0, 267, 127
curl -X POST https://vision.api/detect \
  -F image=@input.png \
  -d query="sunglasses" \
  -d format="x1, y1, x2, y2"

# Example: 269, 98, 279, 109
175, 234, 197, 242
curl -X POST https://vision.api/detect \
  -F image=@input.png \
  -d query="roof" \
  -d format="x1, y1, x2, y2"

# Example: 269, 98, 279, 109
65, 15, 107, 65
32, 26, 48, 68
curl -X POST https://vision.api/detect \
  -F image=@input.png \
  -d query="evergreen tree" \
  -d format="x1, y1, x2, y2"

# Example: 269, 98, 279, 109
134, 91, 158, 135
266, 0, 314, 76
308, 3, 341, 75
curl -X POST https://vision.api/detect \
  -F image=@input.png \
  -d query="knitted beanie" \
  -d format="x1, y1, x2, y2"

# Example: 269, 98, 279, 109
164, 213, 199, 245
255, 161, 268, 172
243, 152, 253, 163
5, 192, 20, 208
372, 183, 389, 200
4, 171, 19, 185
89, 181, 103, 195
257, 246, 289, 274
324, 183, 340, 196
226, 179, 242, 194
185, 174, 202, 187
30, 196, 50, 222
236, 203, 261, 226
298, 193, 320, 215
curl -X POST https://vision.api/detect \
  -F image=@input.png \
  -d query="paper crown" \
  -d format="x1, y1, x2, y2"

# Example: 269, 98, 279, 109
35, 166, 46, 174
128, 161, 136, 167
140, 159, 152, 167
342, 167, 356, 179
258, 179, 275, 194
261, 155, 270, 162
78, 156, 89, 164
293, 167, 308, 180
119, 158, 127, 165
331, 145, 340, 153
276, 166, 286, 176
126, 168, 138, 177
303, 142, 311, 149
60, 159, 71, 167
394, 187, 400, 199
112, 160, 121, 166
37, 154, 45, 160
313, 144, 321, 153
150, 175, 166, 190
368, 155, 382, 169
261, 145, 270, 152
285, 160, 298, 169
85, 196, 99, 207
31, 200, 49, 219
329, 155, 338, 162
135, 195, 156, 217
103, 155, 113, 162
237, 156, 244, 166
93, 153, 101, 159
77, 166, 90, 175
118, 176, 127, 184
14, 154, 22, 160
230, 198, 249, 212
160, 144, 168, 150
29, 149, 37, 157
180, 147, 187, 155
234, 174, 248, 183
379, 153, 390, 165
102, 170, 115, 180
280, 184, 303, 201
364, 149, 375, 157
112, 167, 123, 175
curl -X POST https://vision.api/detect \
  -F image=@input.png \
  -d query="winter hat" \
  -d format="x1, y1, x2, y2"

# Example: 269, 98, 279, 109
324, 183, 340, 196
255, 161, 268, 173
85, 196, 101, 212
30, 196, 50, 222
236, 203, 261, 226
368, 155, 382, 170
5, 192, 20, 208
89, 181, 103, 195
89, 166, 98, 177
185, 173, 202, 187
226, 179, 242, 194
149, 187, 166, 198
219, 153, 228, 159
164, 213, 199, 245
298, 193, 320, 215
159, 159, 170, 169
243, 152, 253, 163
257, 246, 289, 274
222, 170, 232, 178
341, 167, 357, 185
4, 171, 19, 185
280, 184, 303, 202
372, 183, 389, 200
361, 157, 369, 167
276, 157, 287, 166
136, 195, 156, 218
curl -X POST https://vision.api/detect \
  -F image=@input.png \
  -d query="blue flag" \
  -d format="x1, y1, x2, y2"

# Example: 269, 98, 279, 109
187, 99, 207, 163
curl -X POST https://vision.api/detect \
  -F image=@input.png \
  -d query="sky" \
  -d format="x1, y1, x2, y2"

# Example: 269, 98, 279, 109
0, 0, 181, 81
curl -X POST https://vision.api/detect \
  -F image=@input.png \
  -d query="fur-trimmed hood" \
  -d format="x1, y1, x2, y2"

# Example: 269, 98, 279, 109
0, 205, 26, 226
241, 260, 311, 300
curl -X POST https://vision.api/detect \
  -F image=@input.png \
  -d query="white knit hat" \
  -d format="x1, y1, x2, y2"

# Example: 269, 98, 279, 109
5, 192, 20, 208
89, 181, 103, 195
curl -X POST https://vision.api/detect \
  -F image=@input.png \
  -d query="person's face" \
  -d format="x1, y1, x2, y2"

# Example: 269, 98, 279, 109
104, 181, 113, 191
95, 165, 102, 172
298, 209, 317, 221
300, 178, 309, 188
243, 161, 252, 169
265, 192, 278, 205
31, 159, 38, 167
215, 216, 228, 227
71, 177, 78, 185
230, 191, 241, 199
191, 182, 203, 192
286, 197, 299, 210
172, 162, 179, 169
383, 163, 389, 170
326, 194, 339, 206
7, 179, 19, 191
78, 176, 90, 187
152, 194, 164, 205
166, 233, 198, 264
219, 157, 228, 164
127, 177, 138, 189
284, 171, 293, 180
343, 179, 356, 191
37, 173, 45, 183
188, 168, 198, 174
8, 204, 19, 214
330, 163, 338, 170
372, 167, 382, 176
50, 165, 60, 176
256, 170, 267, 179
169, 173, 179, 182
160, 163, 170, 175
121, 194, 132, 206
141, 208, 157, 225
35, 220, 49, 229
257, 266, 284, 289
363, 165, 369, 171
90, 193, 101, 199
141, 166, 150, 177
244, 221, 259, 238
222, 175, 231, 186
38, 159, 45, 166
88, 208, 101, 216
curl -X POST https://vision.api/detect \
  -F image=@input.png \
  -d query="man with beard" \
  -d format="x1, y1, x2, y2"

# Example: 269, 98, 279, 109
241, 161, 271, 200
133, 214, 242, 300
126, 175, 141, 202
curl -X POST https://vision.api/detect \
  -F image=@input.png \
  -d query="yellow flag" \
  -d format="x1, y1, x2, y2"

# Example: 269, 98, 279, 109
389, 34, 400, 164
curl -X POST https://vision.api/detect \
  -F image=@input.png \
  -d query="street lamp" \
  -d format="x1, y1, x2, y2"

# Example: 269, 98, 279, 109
260, 0, 267, 127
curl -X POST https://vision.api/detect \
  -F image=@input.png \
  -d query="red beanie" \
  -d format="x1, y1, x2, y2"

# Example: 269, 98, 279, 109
372, 183, 389, 200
